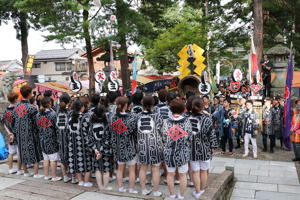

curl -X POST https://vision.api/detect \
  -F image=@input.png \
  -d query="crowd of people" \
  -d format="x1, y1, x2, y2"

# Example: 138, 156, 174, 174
0, 84, 298, 199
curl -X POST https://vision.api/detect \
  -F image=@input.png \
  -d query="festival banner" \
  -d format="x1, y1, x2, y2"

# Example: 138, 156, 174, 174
284, 50, 294, 151
132, 56, 137, 94
250, 35, 261, 83
25, 55, 35, 75
138, 78, 179, 93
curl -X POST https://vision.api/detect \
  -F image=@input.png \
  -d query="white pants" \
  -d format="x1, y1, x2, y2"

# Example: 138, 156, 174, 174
244, 134, 257, 156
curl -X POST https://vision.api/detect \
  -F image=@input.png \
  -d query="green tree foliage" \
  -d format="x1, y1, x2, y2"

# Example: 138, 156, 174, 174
16, 0, 97, 94
263, 0, 300, 65
145, 5, 207, 73
139, 0, 179, 46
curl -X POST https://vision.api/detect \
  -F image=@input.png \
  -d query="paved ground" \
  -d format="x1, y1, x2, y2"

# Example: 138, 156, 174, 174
0, 156, 298, 200
210, 157, 300, 200
0, 162, 218, 200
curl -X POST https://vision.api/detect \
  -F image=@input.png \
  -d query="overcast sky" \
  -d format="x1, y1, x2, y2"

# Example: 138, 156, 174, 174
0, 0, 232, 61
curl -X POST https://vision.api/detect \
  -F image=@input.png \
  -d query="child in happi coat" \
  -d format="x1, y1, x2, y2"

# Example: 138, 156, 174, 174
110, 96, 138, 194
56, 93, 72, 182
37, 97, 61, 181
136, 96, 164, 196
68, 100, 92, 187
12, 85, 43, 177
1, 92, 22, 174
89, 105, 113, 191
153, 89, 172, 120
131, 92, 143, 114
189, 98, 218, 199
162, 98, 192, 200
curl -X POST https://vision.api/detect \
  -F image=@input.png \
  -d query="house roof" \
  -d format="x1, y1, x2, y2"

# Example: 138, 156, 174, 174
34, 48, 82, 60
81, 47, 105, 57
0, 60, 22, 71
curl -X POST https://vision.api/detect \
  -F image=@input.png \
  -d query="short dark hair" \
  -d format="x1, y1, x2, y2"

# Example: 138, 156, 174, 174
132, 92, 143, 105
7, 92, 18, 104
107, 91, 119, 103
224, 98, 231, 104
158, 89, 167, 102
192, 97, 204, 115
20, 85, 33, 98
203, 95, 209, 100
142, 96, 154, 112
246, 100, 253, 105
169, 99, 185, 114
90, 94, 100, 107
167, 91, 177, 104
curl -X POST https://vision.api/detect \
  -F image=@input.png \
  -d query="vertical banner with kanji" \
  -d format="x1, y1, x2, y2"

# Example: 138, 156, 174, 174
25, 55, 35, 76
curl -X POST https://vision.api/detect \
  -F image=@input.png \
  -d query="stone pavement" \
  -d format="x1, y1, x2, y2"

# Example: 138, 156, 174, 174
0, 157, 299, 200
210, 157, 300, 200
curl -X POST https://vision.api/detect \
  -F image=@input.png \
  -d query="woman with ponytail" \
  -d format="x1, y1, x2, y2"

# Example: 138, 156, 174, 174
110, 96, 138, 194
136, 96, 164, 196
89, 105, 113, 191
56, 93, 71, 183
68, 100, 92, 187
36, 97, 61, 181
189, 97, 218, 199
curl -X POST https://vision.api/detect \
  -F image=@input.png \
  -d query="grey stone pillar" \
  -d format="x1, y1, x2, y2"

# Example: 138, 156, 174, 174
266, 34, 291, 97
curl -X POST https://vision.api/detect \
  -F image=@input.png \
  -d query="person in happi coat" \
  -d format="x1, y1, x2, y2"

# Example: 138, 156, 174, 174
68, 100, 92, 187
136, 96, 164, 197
162, 98, 192, 200
291, 101, 300, 163
37, 97, 61, 181
110, 96, 138, 194
213, 98, 235, 155
189, 97, 218, 199
88, 104, 113, 191
106, 92, 119, 123
262, 98, 275, 153
153, 89, 170, 120
236, 97, 247, 149
56, 93, 72, 183
241, 100, 260, 158
131, 91, 143, 114
272, 99, 283, 148
11, 85, 43, 178
1, 92, 22, 175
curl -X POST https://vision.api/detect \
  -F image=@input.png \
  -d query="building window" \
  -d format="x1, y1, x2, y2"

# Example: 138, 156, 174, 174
56, 62, 72, 71
55, 62, 65, 71
66, 63, 72, 71
33, 63, 41, 68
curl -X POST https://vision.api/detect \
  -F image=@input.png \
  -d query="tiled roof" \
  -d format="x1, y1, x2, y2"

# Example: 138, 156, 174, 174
34, 48, 82, 60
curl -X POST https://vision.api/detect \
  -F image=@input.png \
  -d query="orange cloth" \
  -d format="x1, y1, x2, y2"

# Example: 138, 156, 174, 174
291, 112, 300, 143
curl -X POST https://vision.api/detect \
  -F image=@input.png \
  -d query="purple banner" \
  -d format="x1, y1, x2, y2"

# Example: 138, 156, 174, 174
284, 53, 294, 151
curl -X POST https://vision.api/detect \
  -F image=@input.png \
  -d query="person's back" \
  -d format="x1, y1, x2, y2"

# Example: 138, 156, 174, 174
37, 108, 58, 156
131, 92, 144, 114
11, 85, 43, 177
13, 97, 42, 165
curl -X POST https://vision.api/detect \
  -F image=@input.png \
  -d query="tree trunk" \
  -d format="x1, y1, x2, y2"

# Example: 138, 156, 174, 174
19, 12, 29, 77
119, 38, 130, 91
254, 0, 263, 71
83, 8, 95, 96
116, 0, 130, 91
